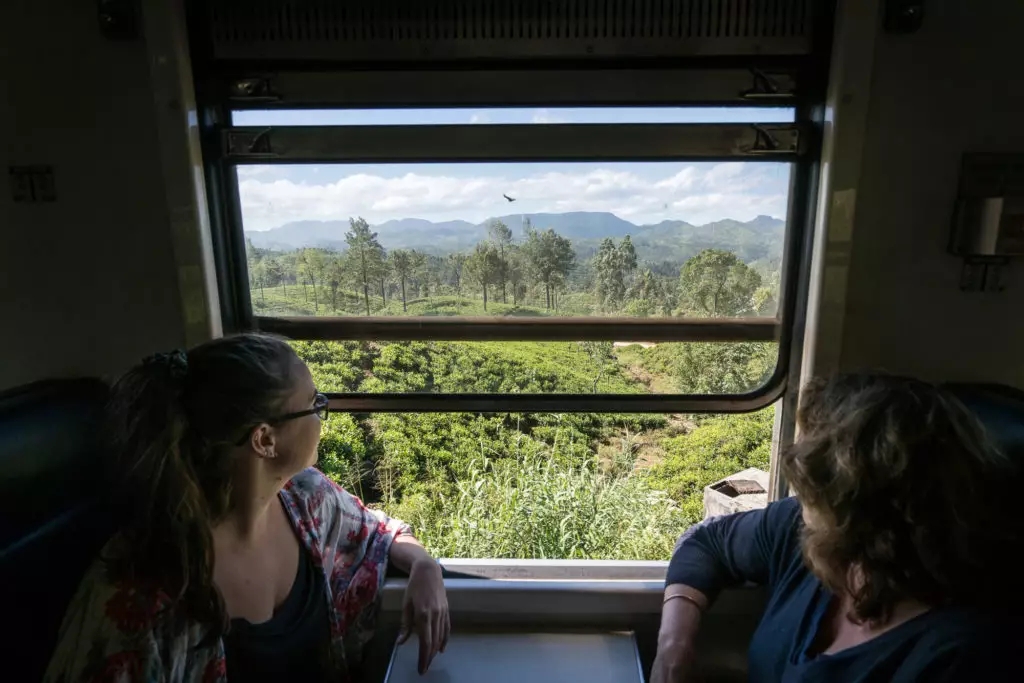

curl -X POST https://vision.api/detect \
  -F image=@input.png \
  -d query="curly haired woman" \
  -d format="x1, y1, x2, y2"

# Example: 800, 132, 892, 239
652, 374, 1020, 683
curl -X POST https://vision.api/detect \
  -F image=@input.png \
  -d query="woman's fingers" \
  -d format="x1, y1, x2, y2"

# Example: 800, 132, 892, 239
441, 609, 451, 653
397, 600, 413, 645
432, 611, 446, 658
416, 609, 434, 674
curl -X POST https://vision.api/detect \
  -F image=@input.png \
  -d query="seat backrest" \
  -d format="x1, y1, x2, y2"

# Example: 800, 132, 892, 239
946, 382, 1024, 465
0, 378, 114, 683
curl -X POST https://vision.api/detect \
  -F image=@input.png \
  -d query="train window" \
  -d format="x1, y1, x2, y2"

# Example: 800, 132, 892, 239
218, 106, 803, 414
205, 106, 804, 559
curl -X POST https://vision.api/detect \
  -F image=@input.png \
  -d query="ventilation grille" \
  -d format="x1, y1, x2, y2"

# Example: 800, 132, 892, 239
204, 0, 816, 61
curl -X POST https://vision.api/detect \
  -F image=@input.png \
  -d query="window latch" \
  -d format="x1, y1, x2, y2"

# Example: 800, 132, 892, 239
741, 69, 796, 100
224, 128, 276, 158
229, 77, 280, 103
744, 125, 798, 155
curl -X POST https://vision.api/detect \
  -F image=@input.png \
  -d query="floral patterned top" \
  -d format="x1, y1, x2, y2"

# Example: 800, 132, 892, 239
43, 468, 411, 683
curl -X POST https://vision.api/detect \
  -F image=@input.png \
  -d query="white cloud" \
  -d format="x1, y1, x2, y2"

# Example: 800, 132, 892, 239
654, 168, 699, 192
238, 162, 789, 231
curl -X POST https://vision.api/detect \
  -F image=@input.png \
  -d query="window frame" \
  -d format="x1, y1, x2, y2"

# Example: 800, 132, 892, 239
200, 79, 820, 414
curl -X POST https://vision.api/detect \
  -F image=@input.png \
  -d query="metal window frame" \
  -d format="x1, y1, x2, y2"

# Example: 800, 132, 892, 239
200, 85, 820, 414
219, 68, 800, 109
222, 122, 804, 163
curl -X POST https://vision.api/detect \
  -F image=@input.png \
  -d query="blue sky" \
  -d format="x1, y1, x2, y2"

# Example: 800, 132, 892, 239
234, 107, 794, 231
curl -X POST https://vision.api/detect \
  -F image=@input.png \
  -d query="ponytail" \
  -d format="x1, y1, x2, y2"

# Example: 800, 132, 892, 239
104, 335, 297, 638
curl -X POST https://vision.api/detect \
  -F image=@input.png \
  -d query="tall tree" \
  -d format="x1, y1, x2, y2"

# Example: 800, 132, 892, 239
618, 235, 638, 298
389, 249, 424, 313
344, 217, 384, 316
279, 252, 298, 296
447, 252, 467, 303
298, 248, 327, 314
677, 249, 762, 317
245, 238, 263, 292
264, 256, 284, 292
594, 236, 639, 312
595, 238, 624, 311
506, 245, 526, 306
524, 227, 575, 310
619, 235, 637, 273
252, 258, 268, 303
487, 219, 514, 304
375, 242, 388, 308
624, 268, 666, 317
465, 242, 500, 311
326, 254, 344, 312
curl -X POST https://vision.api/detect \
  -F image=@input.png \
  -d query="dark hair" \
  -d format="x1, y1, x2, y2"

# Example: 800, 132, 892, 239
104, 333, 298, 637
781, 373, 1018, 624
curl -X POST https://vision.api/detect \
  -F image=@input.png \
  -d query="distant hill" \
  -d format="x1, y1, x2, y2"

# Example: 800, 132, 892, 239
246, 220, 349, 251
495, 211, 638, 240
246, 212, 785, 265
536, 214, 784, 266
635, 216, 785, 265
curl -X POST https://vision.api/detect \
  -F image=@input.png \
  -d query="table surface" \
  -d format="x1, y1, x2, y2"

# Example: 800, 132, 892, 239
384, 631, 644, 683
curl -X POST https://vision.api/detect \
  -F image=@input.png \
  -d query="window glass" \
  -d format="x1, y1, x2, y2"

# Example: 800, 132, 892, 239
240, 161, 790, 320
231, 106, 795, 126
228, 107, 793, 558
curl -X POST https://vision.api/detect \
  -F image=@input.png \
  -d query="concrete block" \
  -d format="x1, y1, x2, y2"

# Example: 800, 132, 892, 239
702, 467, 770, 519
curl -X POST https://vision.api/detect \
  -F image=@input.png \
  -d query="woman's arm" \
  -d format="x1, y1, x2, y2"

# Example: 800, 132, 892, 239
390, 534, 451, 675
652, 498, 802, 682
651, 584, 709, 683
389, 533, 436, 573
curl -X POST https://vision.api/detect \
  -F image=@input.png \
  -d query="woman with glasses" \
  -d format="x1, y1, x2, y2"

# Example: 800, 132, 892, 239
45, 334, 449, 683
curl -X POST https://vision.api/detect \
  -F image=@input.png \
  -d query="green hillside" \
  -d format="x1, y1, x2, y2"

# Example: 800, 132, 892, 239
294, 337, 774, 560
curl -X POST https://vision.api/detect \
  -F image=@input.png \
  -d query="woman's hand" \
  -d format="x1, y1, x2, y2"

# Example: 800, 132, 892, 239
397, 558, 450, 674
650, 637, 700, 683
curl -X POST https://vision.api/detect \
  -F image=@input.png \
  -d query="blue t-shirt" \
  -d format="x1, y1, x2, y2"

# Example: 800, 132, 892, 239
665, 498, 1014, 682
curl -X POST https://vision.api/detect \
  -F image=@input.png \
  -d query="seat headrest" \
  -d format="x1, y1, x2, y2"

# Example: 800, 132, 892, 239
0, 379, 109, 545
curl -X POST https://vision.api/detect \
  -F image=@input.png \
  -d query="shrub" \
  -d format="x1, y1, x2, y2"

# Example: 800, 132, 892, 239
647, 408, 773, 525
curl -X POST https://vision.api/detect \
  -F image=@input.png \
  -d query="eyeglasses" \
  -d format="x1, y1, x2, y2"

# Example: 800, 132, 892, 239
235, 393, 330, 446
268, 392, 330, 425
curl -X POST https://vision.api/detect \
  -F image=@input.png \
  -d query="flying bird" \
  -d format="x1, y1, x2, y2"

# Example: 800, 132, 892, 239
503, 194, 517, 202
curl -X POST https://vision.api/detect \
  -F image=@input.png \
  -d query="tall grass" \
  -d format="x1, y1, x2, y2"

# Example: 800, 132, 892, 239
386, 451, 684, 560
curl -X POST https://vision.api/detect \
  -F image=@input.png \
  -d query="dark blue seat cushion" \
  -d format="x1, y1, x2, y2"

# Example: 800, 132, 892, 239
0, 379, 115, 683
946, 383, 1024, 464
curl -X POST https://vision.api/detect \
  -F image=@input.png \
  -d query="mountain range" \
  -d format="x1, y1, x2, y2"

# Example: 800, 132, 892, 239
246, 212, 785, 266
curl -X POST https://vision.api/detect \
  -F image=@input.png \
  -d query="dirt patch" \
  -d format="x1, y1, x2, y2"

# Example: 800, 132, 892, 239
666, 414, 697, 436
622, 363, 657, 391
598, 425, 675, 471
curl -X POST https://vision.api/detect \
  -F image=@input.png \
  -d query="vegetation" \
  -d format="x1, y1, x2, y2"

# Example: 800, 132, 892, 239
247, 214, 780, 560
284, 336, 774, 560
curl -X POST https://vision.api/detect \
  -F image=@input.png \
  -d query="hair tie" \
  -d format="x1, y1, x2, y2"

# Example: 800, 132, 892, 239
143, 349, 189, 381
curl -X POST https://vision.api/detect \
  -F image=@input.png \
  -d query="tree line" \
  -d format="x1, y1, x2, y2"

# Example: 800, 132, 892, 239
246, 215, 778, 318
